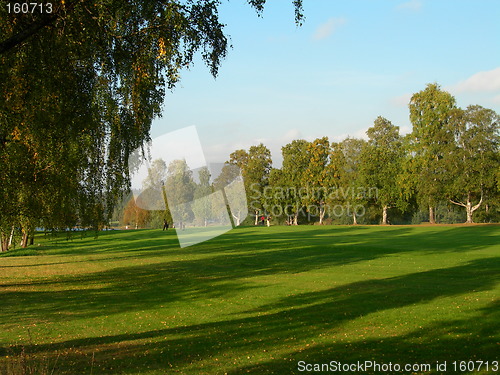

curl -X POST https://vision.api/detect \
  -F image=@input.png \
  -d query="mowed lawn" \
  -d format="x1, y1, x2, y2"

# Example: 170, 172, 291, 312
0, 225, 499, 374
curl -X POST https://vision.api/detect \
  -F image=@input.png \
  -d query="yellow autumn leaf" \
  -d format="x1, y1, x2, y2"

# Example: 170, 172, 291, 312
158, 37, 167, 59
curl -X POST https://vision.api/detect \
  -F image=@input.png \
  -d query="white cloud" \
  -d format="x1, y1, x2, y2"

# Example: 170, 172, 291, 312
391, 93, 412, 107
450, 67, 500, 93
313, 18, 346, 41
330, 127, 369, 142
284, 129, 303, 142
399, 125, 412, 135
391, 68, 500, 110
397, 0, 422, 11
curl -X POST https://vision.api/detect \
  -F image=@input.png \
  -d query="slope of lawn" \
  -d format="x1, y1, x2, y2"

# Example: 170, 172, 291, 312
0, 225, 499, 374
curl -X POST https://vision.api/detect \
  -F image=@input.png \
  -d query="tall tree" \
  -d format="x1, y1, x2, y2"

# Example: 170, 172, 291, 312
280, 139, 310, 225
262, 168, 284, 223
445, 105, 499, 223
409, 83, 456, 224
326, 138, 367, 225
361, 116, 404, 225
192, 166, 213, 227
229, 144, 272, 224
302, 137, 330, 224
138, 158, 172, 226
165, 159, 195, 226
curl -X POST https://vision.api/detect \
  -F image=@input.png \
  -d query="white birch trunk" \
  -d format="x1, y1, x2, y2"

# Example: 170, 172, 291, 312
382, 205, 388, 225
450, 192, 483, 224
232, 212, 241, 226
319, 205, 325, 225
8, 226, 15, 247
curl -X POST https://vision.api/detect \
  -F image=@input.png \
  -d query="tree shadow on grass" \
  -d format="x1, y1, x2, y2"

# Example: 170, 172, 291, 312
1, 226, 498, 325
3, 225, 497, 261
234, 300, 500, 374
114, 224, 499, 258
1, 257, 498, 374
231, 224, 500, 251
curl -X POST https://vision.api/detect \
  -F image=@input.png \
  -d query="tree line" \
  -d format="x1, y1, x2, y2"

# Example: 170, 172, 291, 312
84, 83, 500, 230
226, 84, 499, 227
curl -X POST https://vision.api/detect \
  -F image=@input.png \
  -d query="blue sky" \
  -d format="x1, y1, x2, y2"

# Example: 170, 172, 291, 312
151, 0, 500, 166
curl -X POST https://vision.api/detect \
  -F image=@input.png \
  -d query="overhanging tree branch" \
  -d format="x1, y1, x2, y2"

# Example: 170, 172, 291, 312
449, 199, 466, 208
0, 0, 82, 54
0, 13, 58, 54
471, 193, 483, 212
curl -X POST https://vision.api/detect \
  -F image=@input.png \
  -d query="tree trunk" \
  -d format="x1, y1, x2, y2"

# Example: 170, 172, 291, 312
21, 230, 29, 248
353, 211, 357, 225
319, 205, 325, 225
232, 213, 241, 226
1, 232, 9, 252
465, 202, 473, 223
382, 205, 388, 225
8, 226, 15, 247
465, 196, 482, 223
429, 206, 436, 224
450, 192, 483, 224
254, 210, 259, 226
293, 211, 299, 225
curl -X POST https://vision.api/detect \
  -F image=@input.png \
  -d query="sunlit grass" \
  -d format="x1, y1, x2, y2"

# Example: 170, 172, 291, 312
1, 225, 499, 374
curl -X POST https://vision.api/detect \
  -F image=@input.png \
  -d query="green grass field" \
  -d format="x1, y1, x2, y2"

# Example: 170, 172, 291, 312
0, 225, 499, 374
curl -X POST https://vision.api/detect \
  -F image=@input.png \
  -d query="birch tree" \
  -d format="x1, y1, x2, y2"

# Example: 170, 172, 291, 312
327, 138, 367, 225
445, 105, 499, 223
280, 140, 310, 225
227, 144, 272, 224
302, 137, 330, 224
409, 83, 456, 224
361, 117, 404, 225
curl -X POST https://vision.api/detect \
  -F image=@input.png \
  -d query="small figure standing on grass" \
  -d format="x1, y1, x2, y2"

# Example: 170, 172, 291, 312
163, 219, 169, 231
